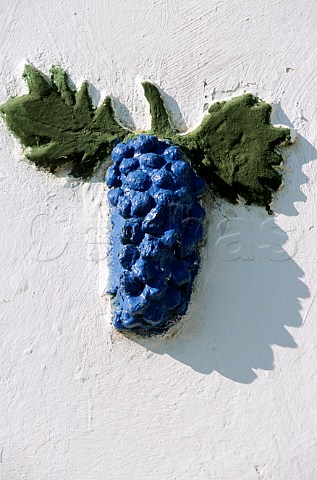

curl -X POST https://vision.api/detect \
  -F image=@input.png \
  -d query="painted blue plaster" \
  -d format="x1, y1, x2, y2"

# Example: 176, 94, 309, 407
106, 135, 206, 335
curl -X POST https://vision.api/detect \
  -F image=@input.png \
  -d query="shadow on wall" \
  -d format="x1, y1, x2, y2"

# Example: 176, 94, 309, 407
135, 129, 316, 384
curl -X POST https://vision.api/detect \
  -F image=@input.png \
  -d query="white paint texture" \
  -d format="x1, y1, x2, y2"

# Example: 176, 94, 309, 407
1, 1, 317, 478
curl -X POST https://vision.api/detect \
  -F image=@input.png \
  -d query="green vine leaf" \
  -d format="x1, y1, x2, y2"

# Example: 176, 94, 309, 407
0, 65, 128, 178
141, 83, 291, 209
182, 94, 291, 207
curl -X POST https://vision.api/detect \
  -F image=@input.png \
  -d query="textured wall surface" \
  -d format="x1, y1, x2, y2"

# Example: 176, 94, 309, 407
1, 1, 317, 479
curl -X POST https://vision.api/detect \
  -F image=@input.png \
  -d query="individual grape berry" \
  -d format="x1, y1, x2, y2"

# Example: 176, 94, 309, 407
174, 187, 193, 204
121, 271, 144, 296
106, 164, 121, 187
141, 205, 167, 235
107, 187, 123, 207
120, 219, 144, 245
124, 170, 151, 191
134, 134, 158, 153
152, 189, 174, 206
130, 192, 155, 217
164, 145, 182, 161
151, 167, 175, 189
106, 134, 206, 335
117, 195, 131, 218
171, 160, 191, 180
160, 229, 178, 248
132, 257, 160, 284
111, 142, 134, 164
139, 153, 165, 170
119, 245, 140, 269
119, 157, 139, 175
139, 234, 162, 259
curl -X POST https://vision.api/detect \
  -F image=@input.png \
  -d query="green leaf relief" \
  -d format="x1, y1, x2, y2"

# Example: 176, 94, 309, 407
1, 65, 126, 178
0, 65, 291, 207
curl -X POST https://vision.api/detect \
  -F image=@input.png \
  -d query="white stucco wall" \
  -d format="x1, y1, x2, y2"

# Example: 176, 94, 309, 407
1, 1, 317, 478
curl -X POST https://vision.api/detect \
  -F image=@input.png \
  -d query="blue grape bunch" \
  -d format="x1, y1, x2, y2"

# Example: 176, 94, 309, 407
106, 134, 206, 335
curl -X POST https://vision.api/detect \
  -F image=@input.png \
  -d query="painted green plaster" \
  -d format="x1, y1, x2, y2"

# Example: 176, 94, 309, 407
0, 65, 291, 207
142, 82, 291, 207
181, 95, 291, 207
142, 81, 175, 138
0, 65, 126, 177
